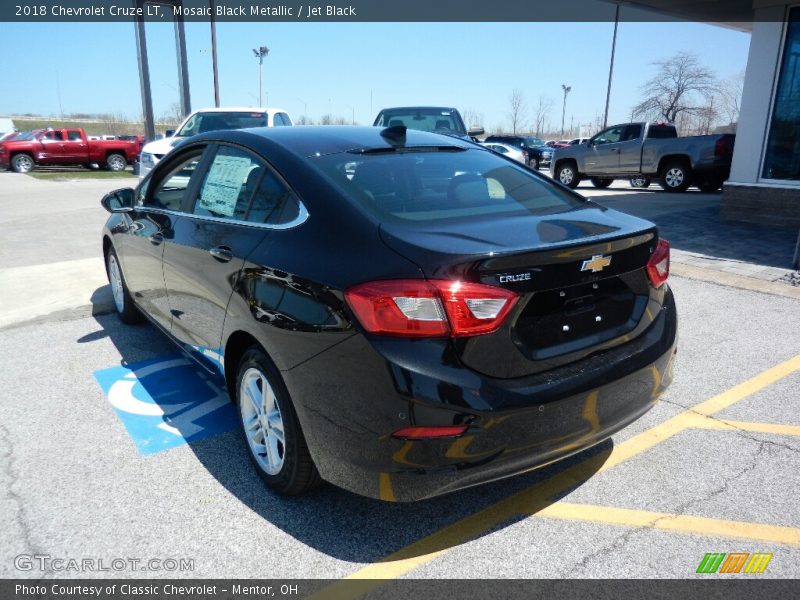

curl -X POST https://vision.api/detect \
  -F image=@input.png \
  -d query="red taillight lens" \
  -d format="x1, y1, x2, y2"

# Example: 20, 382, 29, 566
344, 279, 519, 338
392, 425, 468, 440
646, 239, 670, 288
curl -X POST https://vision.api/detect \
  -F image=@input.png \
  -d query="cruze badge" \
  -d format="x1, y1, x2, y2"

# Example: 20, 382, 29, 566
581, 254, 612, 273
499, 272, 531, 283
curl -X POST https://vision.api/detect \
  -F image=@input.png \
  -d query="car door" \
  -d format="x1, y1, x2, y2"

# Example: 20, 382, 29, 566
161, 144, 274, 372
119, 147, 208, 332
60, 129, 87, 164
617, 124, 644, 173
37, 130, 65, 163
584, 125, 625, 174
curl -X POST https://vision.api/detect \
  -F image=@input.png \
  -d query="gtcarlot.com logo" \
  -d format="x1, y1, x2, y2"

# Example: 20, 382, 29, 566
14, 554, 195, 572
696, 552, 773, 574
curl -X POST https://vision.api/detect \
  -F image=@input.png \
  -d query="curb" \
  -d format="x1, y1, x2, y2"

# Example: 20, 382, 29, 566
672, 263, 800, 300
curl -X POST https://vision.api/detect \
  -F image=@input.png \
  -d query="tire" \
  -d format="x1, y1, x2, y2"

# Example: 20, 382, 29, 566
106, 153, 127, 172
528, 157, 539, 170
105, 247, 143, 324
659, 161, 692, 193
11, 153, 34, 173
590, 177, 613, 189
555, 162, 580, 189
629, 177, 651, 189
236, 346, 321, 496
697, 179, 723, 193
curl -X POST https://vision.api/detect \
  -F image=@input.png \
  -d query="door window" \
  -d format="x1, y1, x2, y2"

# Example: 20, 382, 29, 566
66, 130, 83, 141
148, 152, 204, 211
41, 130, 64, 141
592, 126, 624, 145
622, 124, 642, 141
193, 146, 263, 220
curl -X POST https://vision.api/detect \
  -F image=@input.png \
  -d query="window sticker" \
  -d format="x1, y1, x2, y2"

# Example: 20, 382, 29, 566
198, 154, 253, 217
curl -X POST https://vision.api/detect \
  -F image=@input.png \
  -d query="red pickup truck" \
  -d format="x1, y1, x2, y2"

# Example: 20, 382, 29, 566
0, 128, 139, 173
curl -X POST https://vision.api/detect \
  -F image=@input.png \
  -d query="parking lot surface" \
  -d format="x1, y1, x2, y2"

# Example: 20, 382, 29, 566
1, 173, 799, 583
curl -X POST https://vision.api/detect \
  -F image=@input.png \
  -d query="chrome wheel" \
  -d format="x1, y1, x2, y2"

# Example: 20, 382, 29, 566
630, 177, 648, 188
107, 154, 126, 172
664, 167, 684, 188
12, 154, 33, 173
108, 253, 125, 313
559, 167, 574, 185
240, 367, 285, 475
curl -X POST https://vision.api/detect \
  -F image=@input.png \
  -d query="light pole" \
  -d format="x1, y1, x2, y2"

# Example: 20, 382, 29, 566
561, 84, 571, 137
252, 45, 269, 106
602, 3, 620, 128
344, 104, 355, 125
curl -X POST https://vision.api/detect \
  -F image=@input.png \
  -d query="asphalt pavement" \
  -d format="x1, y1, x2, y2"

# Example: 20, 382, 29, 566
1, 171, 799, 584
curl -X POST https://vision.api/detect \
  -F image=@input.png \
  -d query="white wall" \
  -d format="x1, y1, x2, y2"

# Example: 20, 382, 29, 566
729, 4, 787, 184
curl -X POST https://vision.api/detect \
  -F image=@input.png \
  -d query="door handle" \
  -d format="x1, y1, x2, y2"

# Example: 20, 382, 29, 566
149, 232, 164, 245
209, 246, 233, 262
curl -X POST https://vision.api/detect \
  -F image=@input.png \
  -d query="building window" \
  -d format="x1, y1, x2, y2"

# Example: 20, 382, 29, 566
763, 7, 800, 180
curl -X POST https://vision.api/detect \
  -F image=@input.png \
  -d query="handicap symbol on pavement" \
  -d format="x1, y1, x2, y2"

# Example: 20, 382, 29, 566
93, 355, 238, 455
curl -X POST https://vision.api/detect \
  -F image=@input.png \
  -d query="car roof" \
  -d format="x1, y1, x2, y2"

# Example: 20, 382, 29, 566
193, 125, 477, 158
187, 106, 289, 116
377, 106, 458, 112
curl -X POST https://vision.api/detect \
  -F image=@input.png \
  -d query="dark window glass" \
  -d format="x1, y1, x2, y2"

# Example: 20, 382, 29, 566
646, 125, 677, 139
593, 126, 624, 144
67, 130, 82, 141
623, 125, 642, 141
175, 111, 268, 137
42, 130, 63, 141
275, 113, 291, 127
374, 109, 464, 134
763, 7, 800, 180
314, 148, 583, 223
149, 152, 203, 211
249, 170, 301, 225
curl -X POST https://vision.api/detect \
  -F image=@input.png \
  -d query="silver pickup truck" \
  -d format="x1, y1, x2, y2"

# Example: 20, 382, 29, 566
551, 122, 735, 193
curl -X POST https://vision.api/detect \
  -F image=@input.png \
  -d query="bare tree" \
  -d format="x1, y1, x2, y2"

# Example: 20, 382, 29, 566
462, 108, 484, 129
320, 113, 333, 125
507, 89, 527, 134
719, 71, 745, 125
295, 115, 312, 125
532, 95, 554, 137
633, 52, 716, 123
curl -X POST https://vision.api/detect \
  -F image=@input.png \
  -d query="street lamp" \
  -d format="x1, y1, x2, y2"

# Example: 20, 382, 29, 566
561, 84, 572, 137
252, 45, 269, 106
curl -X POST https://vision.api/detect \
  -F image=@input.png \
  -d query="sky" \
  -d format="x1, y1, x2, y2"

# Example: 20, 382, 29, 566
0, 10, 751, 134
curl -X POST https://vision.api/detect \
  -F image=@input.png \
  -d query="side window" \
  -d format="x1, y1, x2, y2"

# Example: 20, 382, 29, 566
193, 146, 262, 220
42, 130, 64, 141
622, 125, 642, 141
248, 170, 301, 225
275, 113, 290, 127
67, 130, 82, 141
149, 151, 204, 211
594, 127, 623, 145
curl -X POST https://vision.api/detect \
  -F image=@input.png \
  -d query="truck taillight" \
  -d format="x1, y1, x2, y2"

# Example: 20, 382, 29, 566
646, 239, 670, 288
714, 136, 733, 158
345, 280, 519, 338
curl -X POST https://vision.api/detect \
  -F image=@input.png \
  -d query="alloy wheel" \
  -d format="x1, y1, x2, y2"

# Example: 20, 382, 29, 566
107, 253, 125, 313
664, 168, 684, 188
240, 367, 285, 475
559, 167, 574, 185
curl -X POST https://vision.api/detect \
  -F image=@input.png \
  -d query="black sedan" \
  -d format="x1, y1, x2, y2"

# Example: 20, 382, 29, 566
101, 126, 677, 502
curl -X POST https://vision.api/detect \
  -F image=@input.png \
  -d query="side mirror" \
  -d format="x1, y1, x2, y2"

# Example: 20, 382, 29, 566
165, 129, 176, 138
468, 126, 485, 137
101, 188, 135, 213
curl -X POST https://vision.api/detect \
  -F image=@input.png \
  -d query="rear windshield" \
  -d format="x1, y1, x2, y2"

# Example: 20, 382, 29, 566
176, 112, 268, 137
374, 109, 465, 135
313, 147, 584, 223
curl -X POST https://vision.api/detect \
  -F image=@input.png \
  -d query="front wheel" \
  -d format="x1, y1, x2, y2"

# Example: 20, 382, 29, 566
11, 154, 34, 173
105, 247, 143, 324
528, 157, 539, 170
555, 163, 580, 189
590, 177, 613, 189
659, 162, 692, 193
237, 347, 321, 496
629, 177, 651, 188
106, 153, 127, 172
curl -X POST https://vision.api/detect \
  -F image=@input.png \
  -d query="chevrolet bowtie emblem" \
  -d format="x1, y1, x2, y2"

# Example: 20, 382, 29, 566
581, 254, 612, 273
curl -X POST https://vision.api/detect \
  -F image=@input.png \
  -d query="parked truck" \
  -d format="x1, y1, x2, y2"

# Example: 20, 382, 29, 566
551, 122, 735, 193
0, 127, 139, 173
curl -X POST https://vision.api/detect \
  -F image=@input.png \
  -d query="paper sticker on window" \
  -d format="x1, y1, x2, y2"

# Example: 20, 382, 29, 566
198, 154, 253, 217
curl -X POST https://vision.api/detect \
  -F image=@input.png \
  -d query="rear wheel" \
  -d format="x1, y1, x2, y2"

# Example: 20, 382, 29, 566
659, 161, 692, 193
105, 247, 143, 324
236, 347, 321, 496
528, 156, 539, 170
629, 177, 651, 188
106, 153, 127, 172
11, 154, 34, 173
556, 162, 580, 189
590, 177, 613, 189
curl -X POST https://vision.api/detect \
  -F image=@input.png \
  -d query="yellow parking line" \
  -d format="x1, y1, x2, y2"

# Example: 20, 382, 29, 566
537, 502, 800, 546
686, 415, 800, 438
315, 354, 800, 592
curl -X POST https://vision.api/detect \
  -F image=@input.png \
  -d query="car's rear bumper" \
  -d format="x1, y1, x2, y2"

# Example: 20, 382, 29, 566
286, 286, 677, 502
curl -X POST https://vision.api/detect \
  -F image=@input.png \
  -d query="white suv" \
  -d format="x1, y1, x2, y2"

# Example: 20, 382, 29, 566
138, 107, 293, 179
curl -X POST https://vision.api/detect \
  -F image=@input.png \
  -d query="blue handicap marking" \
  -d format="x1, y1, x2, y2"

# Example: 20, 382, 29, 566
93, 355, 239, 455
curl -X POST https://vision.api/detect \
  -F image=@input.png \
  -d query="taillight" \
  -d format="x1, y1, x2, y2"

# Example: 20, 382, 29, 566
646, 239, 670, 288
345, 279, 519, 338
392, 425, 468, 440
714, 136, 732, 158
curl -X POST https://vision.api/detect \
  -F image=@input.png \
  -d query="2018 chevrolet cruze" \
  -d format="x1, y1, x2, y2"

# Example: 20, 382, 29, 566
101, 125, 677, 502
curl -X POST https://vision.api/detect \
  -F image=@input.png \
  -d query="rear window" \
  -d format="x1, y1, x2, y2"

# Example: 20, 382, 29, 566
374, 109, 464, 134
646, 125, 677, 139
176, 112, 269, 137
313, 147, 584, 223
